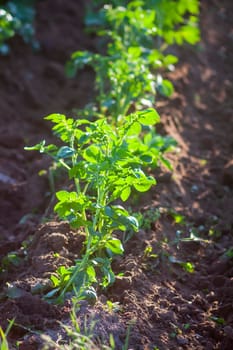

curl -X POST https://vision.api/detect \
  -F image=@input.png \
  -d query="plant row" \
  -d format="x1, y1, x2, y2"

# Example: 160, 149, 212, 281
26, 0, 199, 303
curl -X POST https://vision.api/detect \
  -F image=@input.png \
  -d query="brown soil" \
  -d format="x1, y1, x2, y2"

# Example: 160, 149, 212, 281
0, 0, 232, 349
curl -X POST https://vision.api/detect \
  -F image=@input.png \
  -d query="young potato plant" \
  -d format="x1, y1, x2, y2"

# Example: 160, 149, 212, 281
66, 47, 176, 171
67, 1, 200, 171
67, 1, 178, 112
82, 0, 200, 101
26, 108, 159, 302
86, 0, 200, 46
67, 47, 157, 119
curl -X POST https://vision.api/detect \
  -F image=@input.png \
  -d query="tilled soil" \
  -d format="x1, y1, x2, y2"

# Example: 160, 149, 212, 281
0, 0, 232, 349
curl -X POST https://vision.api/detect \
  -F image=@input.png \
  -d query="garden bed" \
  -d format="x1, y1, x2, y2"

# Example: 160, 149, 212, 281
0, 0, 232, 349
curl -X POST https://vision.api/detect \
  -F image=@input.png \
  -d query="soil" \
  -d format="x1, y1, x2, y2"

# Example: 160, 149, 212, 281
0, 0, 232, 349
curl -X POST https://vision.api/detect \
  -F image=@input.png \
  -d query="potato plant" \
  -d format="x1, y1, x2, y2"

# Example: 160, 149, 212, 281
82, 0, 200, 100
26, 109, 160, 302
66, 0, 199, 168
25, 0, 199, 302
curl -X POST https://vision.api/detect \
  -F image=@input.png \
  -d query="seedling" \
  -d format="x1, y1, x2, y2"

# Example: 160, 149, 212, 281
169, 256, 195, 273
0, 319, 14, 350
26, 108, 159, 302
143, 245, 158, 260
137, 207, 161, 231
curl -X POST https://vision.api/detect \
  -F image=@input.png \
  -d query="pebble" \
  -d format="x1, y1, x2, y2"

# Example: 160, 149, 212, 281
176, 335, 188, 345
0, 172, 17, 185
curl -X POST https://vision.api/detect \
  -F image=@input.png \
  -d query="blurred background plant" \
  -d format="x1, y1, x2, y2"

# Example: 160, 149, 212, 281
0, 0, 37, 55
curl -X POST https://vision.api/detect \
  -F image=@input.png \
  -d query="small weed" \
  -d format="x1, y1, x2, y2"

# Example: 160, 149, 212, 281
41, 300, 132, 350
0, 319, 14, 350
143, 245, 158, 260
142, 208, 161, 230
169, 256, 195, 273
210, 316, 225, 325
106, 300, 122, 313
224, 247, 233, 259
169, 210, 186, 225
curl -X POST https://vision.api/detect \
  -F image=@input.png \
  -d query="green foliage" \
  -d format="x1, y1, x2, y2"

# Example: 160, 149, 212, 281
66, 48, 176, 168
66, 0, 199, 171
25, 0, 199, 303
81, 0, 200, 105
134, 207, 161, 231
0, 0, 37, 54
0, 319, 14, 350
41, 300, 132, 349
26, 109, 159, 302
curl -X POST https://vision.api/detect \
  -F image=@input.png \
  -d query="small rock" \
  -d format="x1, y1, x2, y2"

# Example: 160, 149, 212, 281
176, 335, 188, 345
191, 184, 199, 193
0, 172, 17, 185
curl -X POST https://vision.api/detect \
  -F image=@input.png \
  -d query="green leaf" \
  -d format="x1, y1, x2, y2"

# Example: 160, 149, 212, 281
51, 275, 60, 287
57, 146, 75, 159
133, 175, 156, 192
24, 140, 45, 152
56, 190, 76, 202
86, 266, 96, 282
163, 54, 178, 66
45, 113, 66, 123
82, 287, 97, 301
44, 288, 60, 299
157, 77, 174, 97
160, 156, 173, 171
120, 187, 131, 201
106, 238, 124, 255
127, 216, 139, 231
83, 145, 102, 163
136, 108, 160, 125
140, 153, 153, 164
69, 162, 87, 180
126, 121, 142, 136
66, 51, 93, 78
